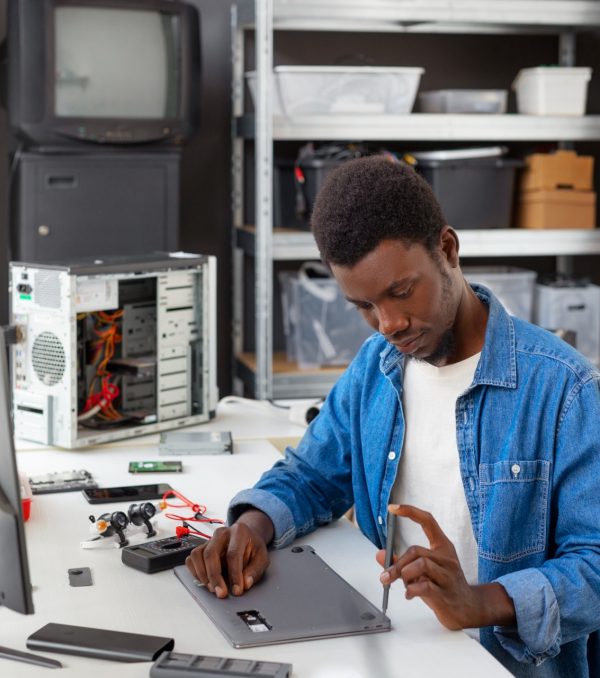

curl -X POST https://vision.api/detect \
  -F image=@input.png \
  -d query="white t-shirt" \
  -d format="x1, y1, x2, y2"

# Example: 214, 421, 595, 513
391, 352, 481, 598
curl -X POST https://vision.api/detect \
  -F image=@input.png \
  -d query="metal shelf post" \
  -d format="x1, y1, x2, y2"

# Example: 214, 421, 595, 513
255, 0, 274, 399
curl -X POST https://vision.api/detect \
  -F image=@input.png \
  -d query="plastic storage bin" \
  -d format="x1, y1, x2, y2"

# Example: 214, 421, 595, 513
463, 266, 537, 321
512, 67, 592, 115
419, 89, 508, 114
279, 264, 373, 369
534, 281, 600, 363
245, 71, 284, 116
247, 66, 424, 116
412, 148, 523, 229
245, 158, 307, 229
245, 148, 359, 230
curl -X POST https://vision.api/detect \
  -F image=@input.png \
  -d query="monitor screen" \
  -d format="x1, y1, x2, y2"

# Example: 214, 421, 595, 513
54, 7, 180, 120
0, 331, 34, 615
8, 0, 200, 146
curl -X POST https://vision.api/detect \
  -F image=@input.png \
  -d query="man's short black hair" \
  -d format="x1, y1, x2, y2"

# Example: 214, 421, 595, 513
311, 156, 446, 267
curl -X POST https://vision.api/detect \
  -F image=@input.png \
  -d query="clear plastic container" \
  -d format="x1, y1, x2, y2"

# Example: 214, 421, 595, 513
512, 67, 592, 116
419, 89, 508, 114
463, 267, 537, 321
534, 282, 600, 363
245, 71, 285, 116
247, 66, 424, 116
280, 264, 373, 369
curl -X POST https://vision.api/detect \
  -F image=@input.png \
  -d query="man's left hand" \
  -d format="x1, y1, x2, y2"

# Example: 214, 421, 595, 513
376, 504, 515, 630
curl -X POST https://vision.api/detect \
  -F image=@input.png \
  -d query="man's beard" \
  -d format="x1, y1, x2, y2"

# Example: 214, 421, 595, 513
423, 328, 456, 366
418, 266, 456, 366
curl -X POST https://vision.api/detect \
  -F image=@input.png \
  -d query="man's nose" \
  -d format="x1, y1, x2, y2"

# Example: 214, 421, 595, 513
377, 306, 410, 338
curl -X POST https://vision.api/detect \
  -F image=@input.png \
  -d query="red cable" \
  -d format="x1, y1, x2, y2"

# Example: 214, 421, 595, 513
161, 489, 224, 531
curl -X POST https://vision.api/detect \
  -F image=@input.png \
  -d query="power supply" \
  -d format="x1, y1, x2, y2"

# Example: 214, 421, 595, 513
10, 253, 218, 449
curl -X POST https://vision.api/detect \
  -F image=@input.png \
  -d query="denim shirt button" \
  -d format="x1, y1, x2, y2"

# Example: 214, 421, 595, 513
378, 515, 383, 525
511, 463, 521, 476
388, 451, 396, 461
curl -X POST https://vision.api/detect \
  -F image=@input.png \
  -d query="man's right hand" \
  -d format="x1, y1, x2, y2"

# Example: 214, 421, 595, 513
185, 509, 274, 598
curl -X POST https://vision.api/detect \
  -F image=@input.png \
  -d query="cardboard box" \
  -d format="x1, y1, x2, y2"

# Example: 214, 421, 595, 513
521, 150, 594, 192
517, 189, 596, 229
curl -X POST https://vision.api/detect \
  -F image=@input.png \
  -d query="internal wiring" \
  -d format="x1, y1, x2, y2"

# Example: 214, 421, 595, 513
78, 310, 125, 423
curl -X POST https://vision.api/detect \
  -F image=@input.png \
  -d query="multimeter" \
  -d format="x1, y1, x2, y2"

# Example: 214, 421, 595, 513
121, 534, 207, 573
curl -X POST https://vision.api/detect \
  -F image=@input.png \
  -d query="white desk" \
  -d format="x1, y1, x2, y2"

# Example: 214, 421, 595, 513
3, 400, 511, 677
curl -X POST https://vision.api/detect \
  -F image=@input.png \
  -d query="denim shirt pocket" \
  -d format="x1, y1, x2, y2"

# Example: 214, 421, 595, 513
478, 459, 550, 563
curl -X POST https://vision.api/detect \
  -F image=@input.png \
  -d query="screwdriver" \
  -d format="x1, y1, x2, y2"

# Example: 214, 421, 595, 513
382, 510, 396, 615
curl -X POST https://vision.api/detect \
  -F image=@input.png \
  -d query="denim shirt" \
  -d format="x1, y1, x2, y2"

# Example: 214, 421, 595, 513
229, 285, 600, 677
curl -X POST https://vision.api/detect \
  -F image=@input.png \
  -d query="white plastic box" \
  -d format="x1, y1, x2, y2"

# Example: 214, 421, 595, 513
247, 66, 424, 116
463, 266, 537, 321
279, 265, 373, 369
245, 71, 285, 116
512, 67, 592, 116
534, 282, 600, 364
419, 89, 508, 114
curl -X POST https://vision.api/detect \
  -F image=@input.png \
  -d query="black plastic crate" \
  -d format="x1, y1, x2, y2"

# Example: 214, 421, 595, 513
245, 152, 354, 230
415, 157, 523, 229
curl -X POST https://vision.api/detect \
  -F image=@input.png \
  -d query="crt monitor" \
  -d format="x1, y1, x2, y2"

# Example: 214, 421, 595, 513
8, 0, 201, 146
0, 329, 33, 615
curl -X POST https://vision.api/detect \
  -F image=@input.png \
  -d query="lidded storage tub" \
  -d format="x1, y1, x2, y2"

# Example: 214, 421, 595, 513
463, 267, 537, 321
512, 67, 592, 115
419, 89, 508, 114
246, 66, 424, 116
279, 263, 374, 369
411, 147, 523, 229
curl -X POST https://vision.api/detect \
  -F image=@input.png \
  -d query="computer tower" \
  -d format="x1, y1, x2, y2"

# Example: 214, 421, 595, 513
12, 151, 180, 262
10, 253, 217, 449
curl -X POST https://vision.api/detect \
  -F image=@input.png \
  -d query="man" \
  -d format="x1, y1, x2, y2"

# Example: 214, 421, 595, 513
187, 157, 600, 676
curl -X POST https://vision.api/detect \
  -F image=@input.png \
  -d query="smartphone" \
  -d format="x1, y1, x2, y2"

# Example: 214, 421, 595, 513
128, 461, 183, 474
82, 483, 172, 504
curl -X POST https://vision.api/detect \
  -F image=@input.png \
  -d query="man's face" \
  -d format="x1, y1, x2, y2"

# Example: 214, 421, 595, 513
330, 236, 461, 365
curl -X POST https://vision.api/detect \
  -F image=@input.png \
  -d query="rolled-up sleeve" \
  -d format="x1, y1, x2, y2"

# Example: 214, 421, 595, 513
493, 568, 561, 665
225, 354, 359, 549
228, 488, 297, 548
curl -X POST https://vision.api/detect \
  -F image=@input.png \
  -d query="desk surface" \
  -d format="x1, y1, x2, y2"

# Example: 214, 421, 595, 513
3, 401, 511, 677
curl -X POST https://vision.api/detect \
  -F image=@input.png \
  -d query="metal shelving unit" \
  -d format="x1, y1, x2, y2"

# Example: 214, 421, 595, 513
232, 0, 600, 399
238, 114, 600, 142
237, 227, 600, 261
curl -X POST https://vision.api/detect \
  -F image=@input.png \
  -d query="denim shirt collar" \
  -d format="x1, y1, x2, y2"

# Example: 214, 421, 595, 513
378, 282, 517, 390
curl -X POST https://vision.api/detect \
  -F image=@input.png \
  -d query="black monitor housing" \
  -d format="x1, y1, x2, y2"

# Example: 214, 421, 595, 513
8, 0, 201, 147
0, 329, 33, 616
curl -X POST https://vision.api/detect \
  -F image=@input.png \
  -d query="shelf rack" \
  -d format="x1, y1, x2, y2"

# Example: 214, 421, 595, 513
232, 0, 600, 399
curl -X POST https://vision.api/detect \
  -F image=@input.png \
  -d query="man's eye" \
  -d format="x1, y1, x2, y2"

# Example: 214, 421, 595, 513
393, 287, 413, 300
354, 302, 372, 311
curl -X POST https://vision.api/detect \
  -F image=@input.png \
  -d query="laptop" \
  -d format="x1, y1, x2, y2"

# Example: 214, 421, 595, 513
174, 544, 390, 648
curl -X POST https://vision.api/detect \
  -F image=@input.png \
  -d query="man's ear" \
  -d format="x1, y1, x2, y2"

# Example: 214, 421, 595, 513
439, 225, 460, 268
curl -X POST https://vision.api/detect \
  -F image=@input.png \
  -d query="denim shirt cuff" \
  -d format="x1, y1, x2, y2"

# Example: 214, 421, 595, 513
493, 568, 561, 666
227, 488, 297, 548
